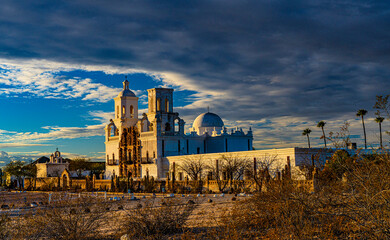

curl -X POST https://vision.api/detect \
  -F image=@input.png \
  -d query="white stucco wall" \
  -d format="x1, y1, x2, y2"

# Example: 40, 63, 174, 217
160, 148, 331, 181
37, 163, 69, 178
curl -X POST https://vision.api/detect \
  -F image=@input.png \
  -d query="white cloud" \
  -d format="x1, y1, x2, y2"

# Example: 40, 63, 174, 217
0, 143, 49, 149
0, 58, 221, 111
0, 111, 116, 149
0, 150, 104, 166
0, 58, 146, 102
88, 110, 114, 124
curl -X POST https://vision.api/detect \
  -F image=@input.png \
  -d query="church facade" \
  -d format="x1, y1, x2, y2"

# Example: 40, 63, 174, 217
105, 80, 253, 179
36, 149, 69, 178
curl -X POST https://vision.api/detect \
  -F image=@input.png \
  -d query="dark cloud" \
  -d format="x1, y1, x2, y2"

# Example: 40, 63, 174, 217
0, 0, 389, 122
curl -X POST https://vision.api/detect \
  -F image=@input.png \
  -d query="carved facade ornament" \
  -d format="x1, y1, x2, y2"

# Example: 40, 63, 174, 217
119, 126, 141, 178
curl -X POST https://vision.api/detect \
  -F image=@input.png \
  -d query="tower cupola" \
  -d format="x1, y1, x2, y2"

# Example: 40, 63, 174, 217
114, 78, 139, 120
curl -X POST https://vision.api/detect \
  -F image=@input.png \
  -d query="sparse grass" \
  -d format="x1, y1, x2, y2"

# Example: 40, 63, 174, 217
12, 193, 110, 240
123, 198, 197, 239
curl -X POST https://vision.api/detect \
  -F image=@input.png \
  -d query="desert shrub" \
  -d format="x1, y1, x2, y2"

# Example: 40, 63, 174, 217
142, 176, 157, 193
124, 198, 196, 239
16, 193, 109, 240
218, 180, 356, 239
215, 153, 390, 239
0, 213, 11, 239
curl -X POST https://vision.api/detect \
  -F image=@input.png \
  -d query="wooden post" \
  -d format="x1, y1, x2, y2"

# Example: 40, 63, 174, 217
92, 174, 96, 190
207, 174, 210, 191
216, 159, 219, 180
172, 162, 176, 192
287, 156, 291, 179
253, 157, 257, 179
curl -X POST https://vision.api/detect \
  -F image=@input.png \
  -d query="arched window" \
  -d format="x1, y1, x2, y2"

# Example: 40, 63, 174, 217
130, 105, 134, 118
165, 99, 169, 112
146, 151, 149, 162
116, 106, 119, 118
174, 118, 180, 132
165, 123, 171, 131
112, 153, 115, 164
122, 105, 126, 117
156, 98, 161, 111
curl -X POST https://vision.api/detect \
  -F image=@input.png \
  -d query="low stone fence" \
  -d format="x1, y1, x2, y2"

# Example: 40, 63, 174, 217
25, 176, 316, 193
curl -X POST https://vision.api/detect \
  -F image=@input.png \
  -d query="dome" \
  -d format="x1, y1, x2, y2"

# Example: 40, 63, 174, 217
118, 80, 136, 97
192, 112, 224, 128
118, 89, 136, 97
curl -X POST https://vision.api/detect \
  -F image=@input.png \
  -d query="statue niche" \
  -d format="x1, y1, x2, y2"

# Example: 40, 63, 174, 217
119, 126, 141, 178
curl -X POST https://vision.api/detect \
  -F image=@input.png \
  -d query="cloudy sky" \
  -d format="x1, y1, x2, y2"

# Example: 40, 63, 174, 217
0, 0, 389, 165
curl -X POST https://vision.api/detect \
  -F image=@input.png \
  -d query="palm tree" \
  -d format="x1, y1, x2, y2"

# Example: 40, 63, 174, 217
356, 109, 368, 149
375, 117, 384, 149
317, 121, 327, 148
302, 128, 312, 148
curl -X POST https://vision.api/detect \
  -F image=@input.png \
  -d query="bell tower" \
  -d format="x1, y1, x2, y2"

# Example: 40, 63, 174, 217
146, 88, 179, 136
105, 78, 139, 178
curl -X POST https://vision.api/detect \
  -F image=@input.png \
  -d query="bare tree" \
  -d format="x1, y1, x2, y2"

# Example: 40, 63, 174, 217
177, 156, 208, 181
208, 159, 228, 192
251, 154, 279, 192
210, 154, 251, 192
374, 95, 390, 120
176, 156, 209, 193
328, 121, 351, 149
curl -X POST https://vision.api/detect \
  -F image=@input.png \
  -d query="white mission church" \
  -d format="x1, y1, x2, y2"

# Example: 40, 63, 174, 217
104, 79, 254, 179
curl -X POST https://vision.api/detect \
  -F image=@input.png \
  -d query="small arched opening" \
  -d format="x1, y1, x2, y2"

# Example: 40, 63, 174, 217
165, 99, 169, 112
130, 105, 134, 118
165, 123, 171, 132
156, 98, 161, 111
62, 174, 68, 188
174, 118, 180, 132
109, 126, 115, 137
122, 105, 126, 117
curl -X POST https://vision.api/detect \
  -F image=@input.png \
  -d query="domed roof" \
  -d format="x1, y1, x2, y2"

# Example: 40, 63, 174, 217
118, 79, 136, 97
193, 112, 224, 128
118, 89, 136, 97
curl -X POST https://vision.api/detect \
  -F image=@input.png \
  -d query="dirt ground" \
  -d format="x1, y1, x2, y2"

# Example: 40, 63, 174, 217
0, 191, 246, 238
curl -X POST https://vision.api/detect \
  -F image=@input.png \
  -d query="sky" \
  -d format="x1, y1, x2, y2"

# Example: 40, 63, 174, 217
0, 1, 389, 165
